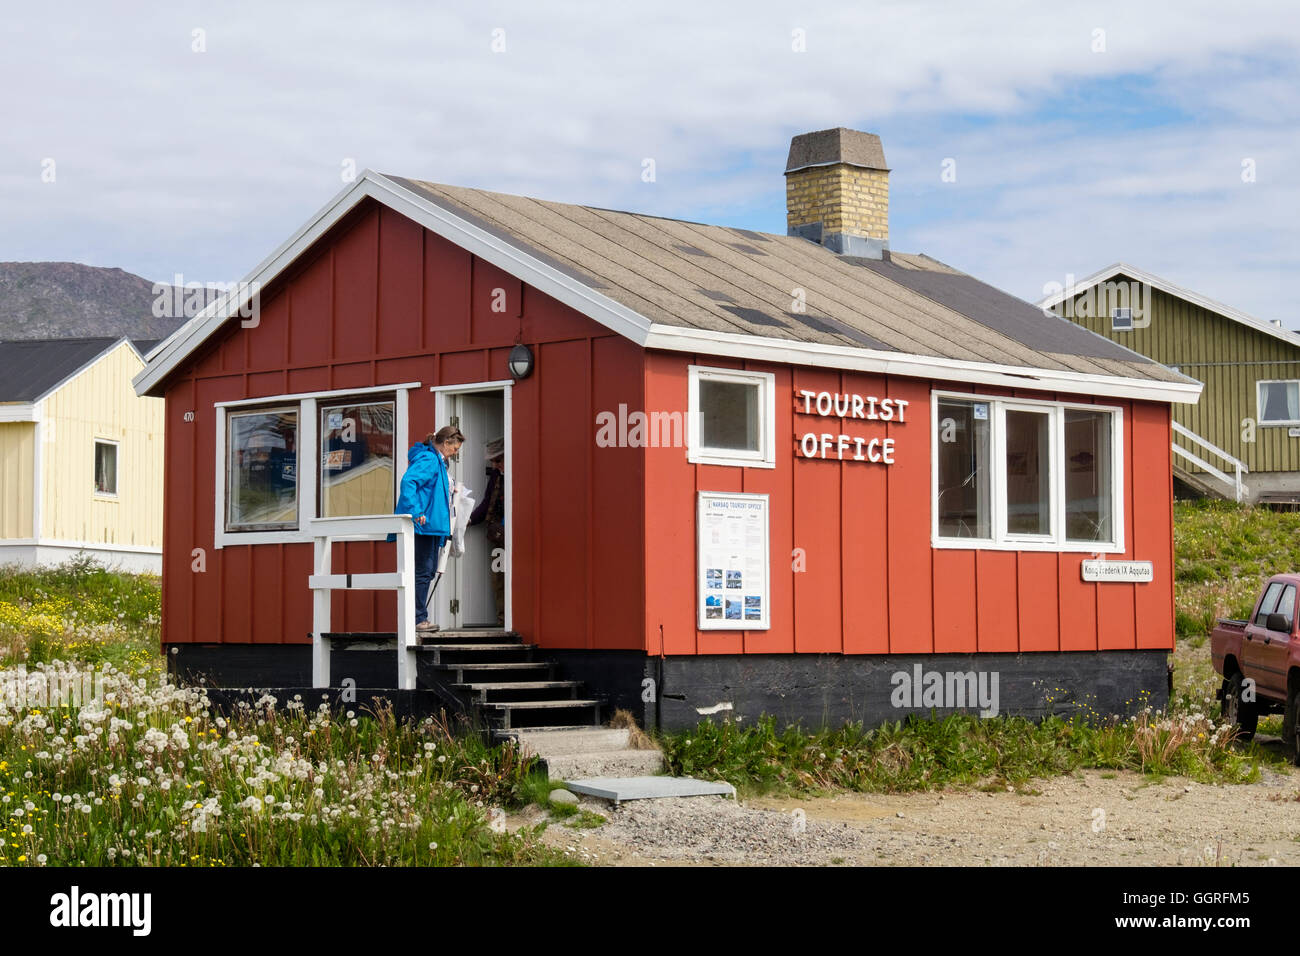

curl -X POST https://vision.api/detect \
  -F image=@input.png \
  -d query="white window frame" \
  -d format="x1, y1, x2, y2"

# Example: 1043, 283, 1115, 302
93, 438, 119, 499
687, 365, 776, 469
1257, 379, 1300, 427
931, 390, 1125, 553
214, 382, 418, 549
1111, 307, 1133, 331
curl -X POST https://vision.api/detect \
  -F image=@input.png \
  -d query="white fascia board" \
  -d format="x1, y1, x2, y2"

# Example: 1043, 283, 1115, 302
1038, 261, 1300, 351
133, 176, 377, 397
133, 171, 653, 397
0, 403, 38, 422
642, 324, 1205, 405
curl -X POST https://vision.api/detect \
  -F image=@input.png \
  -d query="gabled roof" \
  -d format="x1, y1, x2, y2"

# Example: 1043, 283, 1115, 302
1037, 261, 1300, 352
0, 336, 139, 403
134, 172, 1202, 404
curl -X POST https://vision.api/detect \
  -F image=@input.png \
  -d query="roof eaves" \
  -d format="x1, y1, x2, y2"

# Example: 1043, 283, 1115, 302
133, 171, 656, 396
643, 323, 1204, 405
1038, 261, 1300, 351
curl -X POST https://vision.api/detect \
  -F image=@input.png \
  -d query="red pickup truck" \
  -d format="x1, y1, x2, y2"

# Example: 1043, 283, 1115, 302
1212, 573, 1300, 762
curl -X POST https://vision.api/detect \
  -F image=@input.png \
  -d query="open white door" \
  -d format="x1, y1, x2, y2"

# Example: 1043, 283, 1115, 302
432, 384, 509, 630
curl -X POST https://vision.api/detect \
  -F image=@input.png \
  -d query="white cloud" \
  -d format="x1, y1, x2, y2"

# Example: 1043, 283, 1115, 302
0, 0, 1296, 321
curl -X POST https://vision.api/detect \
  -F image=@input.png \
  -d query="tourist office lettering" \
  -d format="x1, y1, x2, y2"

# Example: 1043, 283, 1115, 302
796, 389, 909, 463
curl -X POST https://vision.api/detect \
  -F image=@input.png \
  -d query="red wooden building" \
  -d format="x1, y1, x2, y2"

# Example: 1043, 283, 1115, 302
135, 128, 1200, 730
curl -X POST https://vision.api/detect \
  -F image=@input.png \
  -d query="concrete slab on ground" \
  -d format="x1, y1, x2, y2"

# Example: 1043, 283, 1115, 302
566, 776, 737, 803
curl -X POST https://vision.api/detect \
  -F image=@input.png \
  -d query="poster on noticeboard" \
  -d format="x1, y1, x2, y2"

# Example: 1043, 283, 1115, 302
697, 491, 770, 630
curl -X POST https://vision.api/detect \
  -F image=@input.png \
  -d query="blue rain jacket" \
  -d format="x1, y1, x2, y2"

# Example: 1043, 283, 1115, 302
394, 442, 452, 536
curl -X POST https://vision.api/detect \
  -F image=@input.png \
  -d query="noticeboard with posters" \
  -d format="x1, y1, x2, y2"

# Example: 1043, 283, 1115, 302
697, 491, 770, 630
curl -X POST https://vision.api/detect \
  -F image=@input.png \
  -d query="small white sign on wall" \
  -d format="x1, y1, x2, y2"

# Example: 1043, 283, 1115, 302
1081, 560, 1154, 583
1288, 427, 1300, 438
697, 492, 770, 630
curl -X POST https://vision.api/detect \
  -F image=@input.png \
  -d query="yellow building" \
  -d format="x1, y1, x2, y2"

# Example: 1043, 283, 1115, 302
0, 337, 164, 572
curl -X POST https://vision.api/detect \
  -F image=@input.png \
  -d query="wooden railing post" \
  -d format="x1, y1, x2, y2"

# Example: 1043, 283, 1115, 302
308, 515, 417, 690
311, 533, 333, 687
395, 517, 416, 690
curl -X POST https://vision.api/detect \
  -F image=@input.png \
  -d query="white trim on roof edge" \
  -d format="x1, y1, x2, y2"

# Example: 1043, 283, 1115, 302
132, 175, 1201, 405
643, 325, 1202, 404
133, 171, 652, 397
1037, 261, 1300, 352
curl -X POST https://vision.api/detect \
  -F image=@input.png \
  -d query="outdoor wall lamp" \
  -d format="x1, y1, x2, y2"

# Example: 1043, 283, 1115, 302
508, 343, 534, 380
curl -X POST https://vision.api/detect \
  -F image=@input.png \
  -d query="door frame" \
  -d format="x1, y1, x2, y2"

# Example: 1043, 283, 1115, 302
430, 380, 513, 632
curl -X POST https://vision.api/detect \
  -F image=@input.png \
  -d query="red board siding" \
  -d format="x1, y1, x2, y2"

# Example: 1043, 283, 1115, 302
159, 198, 1175, 658
1134, 403, 1175, 650
639, 361, 1173, 657
160, 199, 646, 652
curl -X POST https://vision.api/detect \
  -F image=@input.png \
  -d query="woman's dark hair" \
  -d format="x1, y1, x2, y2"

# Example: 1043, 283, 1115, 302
429, 425, 465, 446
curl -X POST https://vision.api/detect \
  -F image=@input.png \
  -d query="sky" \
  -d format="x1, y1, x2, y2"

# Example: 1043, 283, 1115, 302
2, 0, 1297, 322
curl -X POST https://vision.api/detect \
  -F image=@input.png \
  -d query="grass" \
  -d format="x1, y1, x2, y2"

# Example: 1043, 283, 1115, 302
3, 500, 1295, 860
1173, 499, 1300, 638
652, 500, 1300, 798
0, 558, 575, 867
0, 555, 161, 674
658, 707, 1259, 799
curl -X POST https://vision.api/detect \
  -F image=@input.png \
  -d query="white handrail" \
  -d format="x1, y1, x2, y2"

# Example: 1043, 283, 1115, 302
309, 515, 417, 689
1172, 422, 1248, 502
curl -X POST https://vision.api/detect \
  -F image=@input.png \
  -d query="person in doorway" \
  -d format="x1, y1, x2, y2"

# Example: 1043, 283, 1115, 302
395, 425, 463, 632
469, 437, 506, 627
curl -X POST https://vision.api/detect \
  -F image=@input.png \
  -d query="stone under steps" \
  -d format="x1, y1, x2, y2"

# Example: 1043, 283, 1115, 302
499, 726, 666, 779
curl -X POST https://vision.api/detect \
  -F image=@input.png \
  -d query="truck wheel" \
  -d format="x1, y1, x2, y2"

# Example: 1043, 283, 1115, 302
1221, 672, 1258, 742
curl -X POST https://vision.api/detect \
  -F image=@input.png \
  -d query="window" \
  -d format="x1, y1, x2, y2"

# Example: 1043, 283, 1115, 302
216, 383, 417, 546
226, 408, 298, 531
1111, 307, 1133, 331
318, 400, 395, 517
1064, 409, 1114, 543
1255, 581, 1286, 626
1258, 380, 1300, 425
93, 440, 118, 496
687, 366, 775, 468
1277, 586, 1297, 631
1005, 409, 1052, 536
936, 399, 990, 538
933, 392, 1123, 551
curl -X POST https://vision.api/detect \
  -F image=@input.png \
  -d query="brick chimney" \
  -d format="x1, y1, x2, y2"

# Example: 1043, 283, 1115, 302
785, 127, 889, 258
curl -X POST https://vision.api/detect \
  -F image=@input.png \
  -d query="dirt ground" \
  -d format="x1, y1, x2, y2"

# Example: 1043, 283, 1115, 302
516, 740, 1300, 867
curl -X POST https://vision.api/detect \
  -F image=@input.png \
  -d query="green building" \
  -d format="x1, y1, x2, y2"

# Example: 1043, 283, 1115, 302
1041, 263, 1300, 504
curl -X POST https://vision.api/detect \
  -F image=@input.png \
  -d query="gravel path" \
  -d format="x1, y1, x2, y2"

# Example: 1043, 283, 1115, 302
514, 741, 1300, 866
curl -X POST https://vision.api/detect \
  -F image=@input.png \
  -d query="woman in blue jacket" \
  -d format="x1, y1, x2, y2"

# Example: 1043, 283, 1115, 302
395, 424, 463, 631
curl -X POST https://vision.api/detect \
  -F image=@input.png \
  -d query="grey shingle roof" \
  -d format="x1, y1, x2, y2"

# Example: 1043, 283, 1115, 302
0, 337, 120, 402
389, 177, 1186, 387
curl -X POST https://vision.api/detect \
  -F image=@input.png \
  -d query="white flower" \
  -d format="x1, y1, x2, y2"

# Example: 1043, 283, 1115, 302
428, 841, 438, 850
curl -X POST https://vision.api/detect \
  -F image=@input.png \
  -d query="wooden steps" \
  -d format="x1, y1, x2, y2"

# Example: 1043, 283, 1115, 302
318, 628, 604, 731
